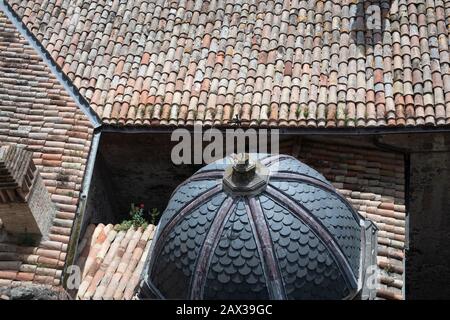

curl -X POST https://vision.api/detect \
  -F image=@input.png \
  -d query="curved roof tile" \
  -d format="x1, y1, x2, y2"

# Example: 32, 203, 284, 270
0, 11, 93, 287
4, 0, 450, 128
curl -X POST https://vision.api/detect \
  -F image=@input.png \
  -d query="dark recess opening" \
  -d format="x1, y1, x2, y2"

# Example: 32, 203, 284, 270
81, 133, 200, 234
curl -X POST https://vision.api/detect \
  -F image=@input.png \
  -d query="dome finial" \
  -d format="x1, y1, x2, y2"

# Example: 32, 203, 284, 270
232, 153, 256, 182
223, 153, 268, 196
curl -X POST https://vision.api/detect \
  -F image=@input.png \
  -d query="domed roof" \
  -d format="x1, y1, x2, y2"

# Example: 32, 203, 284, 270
140, 154, 377, 300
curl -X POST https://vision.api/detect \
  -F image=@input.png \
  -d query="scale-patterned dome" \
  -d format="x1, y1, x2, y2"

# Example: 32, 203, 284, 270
140, 154, 377, 300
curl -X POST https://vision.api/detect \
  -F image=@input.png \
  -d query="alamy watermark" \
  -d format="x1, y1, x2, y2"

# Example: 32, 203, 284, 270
170, 126, 280, 165
366, 5, 382, 30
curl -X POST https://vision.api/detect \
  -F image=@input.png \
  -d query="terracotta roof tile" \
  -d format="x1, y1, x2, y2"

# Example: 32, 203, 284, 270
75, 224, 155, 300
0, 11, 92, 288
3, 0, 450, 128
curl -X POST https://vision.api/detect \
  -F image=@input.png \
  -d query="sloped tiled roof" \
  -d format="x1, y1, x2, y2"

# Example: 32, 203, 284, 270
0, 11, 93, 287
75, 223, 155, 300
5, 0, 450, 127
280, 138, 405, 299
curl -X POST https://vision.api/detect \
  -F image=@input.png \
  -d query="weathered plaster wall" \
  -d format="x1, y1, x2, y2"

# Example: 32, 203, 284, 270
381, 133, 450, 299
407, 149, 450, 299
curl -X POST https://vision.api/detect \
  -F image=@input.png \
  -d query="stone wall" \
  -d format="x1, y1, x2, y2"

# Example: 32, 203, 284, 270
0, 202, 41, 235
26, 175, 56, 239
0, 283, 69, 300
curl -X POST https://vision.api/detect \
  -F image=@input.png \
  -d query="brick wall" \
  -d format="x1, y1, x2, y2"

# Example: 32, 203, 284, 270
0, 145, 56, 240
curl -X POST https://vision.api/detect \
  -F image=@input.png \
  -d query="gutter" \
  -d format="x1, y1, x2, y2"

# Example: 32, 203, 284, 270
0, 1, 102, 129
62, 131, 101, 294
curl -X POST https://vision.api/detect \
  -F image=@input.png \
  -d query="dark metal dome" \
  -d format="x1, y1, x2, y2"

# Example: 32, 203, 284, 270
140, 154, 377, 300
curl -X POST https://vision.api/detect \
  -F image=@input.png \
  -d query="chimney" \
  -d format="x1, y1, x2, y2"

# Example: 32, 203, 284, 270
0, 145, 56, 241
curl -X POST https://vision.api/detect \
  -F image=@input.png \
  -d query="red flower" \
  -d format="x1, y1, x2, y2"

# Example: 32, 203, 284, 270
140, 203, 145, 208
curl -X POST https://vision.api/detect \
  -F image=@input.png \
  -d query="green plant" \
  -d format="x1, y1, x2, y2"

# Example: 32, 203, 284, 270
150, 208, 161, 225
115, 203, 150, 232
303, 108, 309, 118
115, 220, 133, 231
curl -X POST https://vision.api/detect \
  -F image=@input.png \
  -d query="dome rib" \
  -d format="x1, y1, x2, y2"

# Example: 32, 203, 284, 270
169, 170, 224, 198
189, 196, 236, 299
265, 185, 358, 291
260, 154, 293, 167
270, 171, 363, 223
151, 184, 222, 264
247, 197, 287, 300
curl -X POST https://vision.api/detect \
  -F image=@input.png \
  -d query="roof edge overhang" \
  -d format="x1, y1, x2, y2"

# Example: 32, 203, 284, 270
98, 123, 450, 136
0, 0, 102, 129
